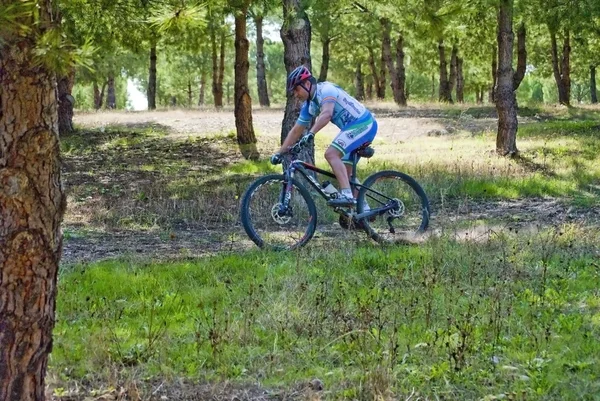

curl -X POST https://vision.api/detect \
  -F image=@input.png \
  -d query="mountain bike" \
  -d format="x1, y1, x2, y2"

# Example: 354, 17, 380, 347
240, 138, 430, 250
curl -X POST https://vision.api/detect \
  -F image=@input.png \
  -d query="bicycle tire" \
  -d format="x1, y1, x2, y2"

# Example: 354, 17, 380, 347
240, 174, 317, 250
357, 170, 430, 244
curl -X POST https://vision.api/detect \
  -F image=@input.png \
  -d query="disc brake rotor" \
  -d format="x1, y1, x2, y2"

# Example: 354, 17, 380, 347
271, 203, 291, 224
387, 198, 405, 218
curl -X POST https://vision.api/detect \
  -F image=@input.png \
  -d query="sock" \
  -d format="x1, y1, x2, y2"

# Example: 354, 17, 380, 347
341, 188, 353, 199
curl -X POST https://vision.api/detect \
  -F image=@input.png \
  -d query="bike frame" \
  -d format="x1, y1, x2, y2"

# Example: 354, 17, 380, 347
279, 150, 399, 222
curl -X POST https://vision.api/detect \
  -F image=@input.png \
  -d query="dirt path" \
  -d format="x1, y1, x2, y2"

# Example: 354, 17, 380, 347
63, 108, 597, 265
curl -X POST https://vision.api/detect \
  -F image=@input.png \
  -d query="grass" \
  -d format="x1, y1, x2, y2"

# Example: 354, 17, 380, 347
53, 105, 600, 399
53, 227, 600, 400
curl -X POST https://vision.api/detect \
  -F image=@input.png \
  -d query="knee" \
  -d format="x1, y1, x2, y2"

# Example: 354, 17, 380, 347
324, 147, 341, 162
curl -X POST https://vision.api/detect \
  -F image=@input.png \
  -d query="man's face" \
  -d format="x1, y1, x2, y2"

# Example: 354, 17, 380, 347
293, 81, 310, 100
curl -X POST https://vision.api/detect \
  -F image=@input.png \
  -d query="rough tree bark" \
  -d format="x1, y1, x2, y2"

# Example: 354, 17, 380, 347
198, 71, 206, 106
381, 19, 406, 106
495, 0, 519, 156
591, 65, 598, 104
379, 38, 386, 99
254, 15, 270, 107
234, 3, 259, 160
449, 45, 458, 97
280, 0, 314, 165
57, 69, 75, 135
550, 29, 571, 106
513, 23, 526, 90
0, 1, 66, 399
93, 81, 106, 110
148, 43, 157, 110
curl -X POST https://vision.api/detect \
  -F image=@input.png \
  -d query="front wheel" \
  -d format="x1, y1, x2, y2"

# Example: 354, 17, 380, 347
240, 174, 317, 250
357, 170, 430, 244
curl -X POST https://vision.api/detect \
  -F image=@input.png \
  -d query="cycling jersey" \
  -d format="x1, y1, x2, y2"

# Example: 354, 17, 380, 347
296, 82, 367, 129
296, 82, 377, 164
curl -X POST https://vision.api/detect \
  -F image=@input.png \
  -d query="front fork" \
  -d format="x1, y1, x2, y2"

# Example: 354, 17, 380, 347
278, 169, 296, 215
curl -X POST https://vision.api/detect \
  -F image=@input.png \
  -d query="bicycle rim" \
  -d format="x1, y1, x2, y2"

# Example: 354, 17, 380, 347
240, 175, 317, 250
357, 170, 430, 244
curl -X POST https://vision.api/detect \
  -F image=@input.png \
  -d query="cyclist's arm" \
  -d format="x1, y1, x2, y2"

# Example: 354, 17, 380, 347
309, 102, 334, 134
278, 123, 305, 154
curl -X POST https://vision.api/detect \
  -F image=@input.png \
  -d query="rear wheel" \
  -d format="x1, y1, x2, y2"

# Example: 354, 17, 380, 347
357, 170, 430, 244
240, 174, 317, 250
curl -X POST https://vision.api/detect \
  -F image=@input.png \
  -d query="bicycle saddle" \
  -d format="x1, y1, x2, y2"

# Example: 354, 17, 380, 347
355, 143, 375, 158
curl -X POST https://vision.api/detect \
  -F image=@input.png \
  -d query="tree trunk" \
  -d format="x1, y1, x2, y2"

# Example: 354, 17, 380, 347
550, 29, 571, 106
187, 79, 192, 107
0, 3, 66, 399
366, 76, 373, 100
438, 39, 453, 103
490, 45, 497, 103
495, 0, 518, 156
93, 81, 106, 110
379, 37, 386, 99
456, 57, 464, 103
254, 15, 270, 107
591, 65, 598, 104
234, 4, 259, 160
395, 34, 407, 106
449, 45, 458, 97
198, 71, 206, 106
148, 43, 157, 110
513, 23, 526, 90
57, 69, 75, 135
106, 72, 116, 109
211, 19, 225, 108
368, 47, 381, 99
355, 62, 365, 101
318, 37, 331, 82
280, 0, 314, 165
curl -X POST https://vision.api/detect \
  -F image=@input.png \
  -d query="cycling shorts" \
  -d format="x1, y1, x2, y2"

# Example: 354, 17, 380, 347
329, 111, 378, 165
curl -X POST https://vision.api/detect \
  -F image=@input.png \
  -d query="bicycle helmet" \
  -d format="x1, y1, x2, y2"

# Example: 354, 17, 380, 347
286, 65, 313, 93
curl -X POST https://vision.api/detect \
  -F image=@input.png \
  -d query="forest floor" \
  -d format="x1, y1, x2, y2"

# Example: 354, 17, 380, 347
63, 105, 600, 265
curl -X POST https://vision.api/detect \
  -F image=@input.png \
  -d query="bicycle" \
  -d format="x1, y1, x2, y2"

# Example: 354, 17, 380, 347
240, 138, 431, 250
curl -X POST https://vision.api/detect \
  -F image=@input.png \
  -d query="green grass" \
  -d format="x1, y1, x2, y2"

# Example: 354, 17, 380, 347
53, 228, 600, 399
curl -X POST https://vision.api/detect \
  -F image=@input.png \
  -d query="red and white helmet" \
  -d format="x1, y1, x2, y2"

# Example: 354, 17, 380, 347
286, 65, 313, 93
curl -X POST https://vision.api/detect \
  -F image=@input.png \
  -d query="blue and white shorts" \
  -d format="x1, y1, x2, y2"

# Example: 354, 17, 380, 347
329, 112, 378, 165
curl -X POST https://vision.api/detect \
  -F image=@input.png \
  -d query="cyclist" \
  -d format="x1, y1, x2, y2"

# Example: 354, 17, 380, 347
270, 65, 378, 207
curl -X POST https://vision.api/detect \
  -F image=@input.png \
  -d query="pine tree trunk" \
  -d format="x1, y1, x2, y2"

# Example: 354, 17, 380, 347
550, 30, 571, 106
381, 19, 400, 101
355, 62, 365, 101
318, 37, 331, 83
280, 0, 314, 166
148, 43, 157, 110
449, 45, 458, 98
254, 15, 270, 107
106, 72, 116, 109
456, 57, 464, 103
368, 47, 381, 99
513, 23, 526, 90
490, 45, 497, 103
0, 3, 66, 399
198, 71, 206, 106
57, 69, 75, 135
495, 0, 518, 156
366, 77, 373, 100
187, 80, 192, 107
438, 39, 453, 103
234, 4, 259, 160
211, 19, 225, 108
93, 81, 106, 110
591, 65, 598, 104
395, 34, 407, 106
379, 37, 386, 99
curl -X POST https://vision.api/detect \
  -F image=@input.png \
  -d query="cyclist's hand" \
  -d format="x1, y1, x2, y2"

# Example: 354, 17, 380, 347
270, 153, 283, 165
298, 132, 314, 147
